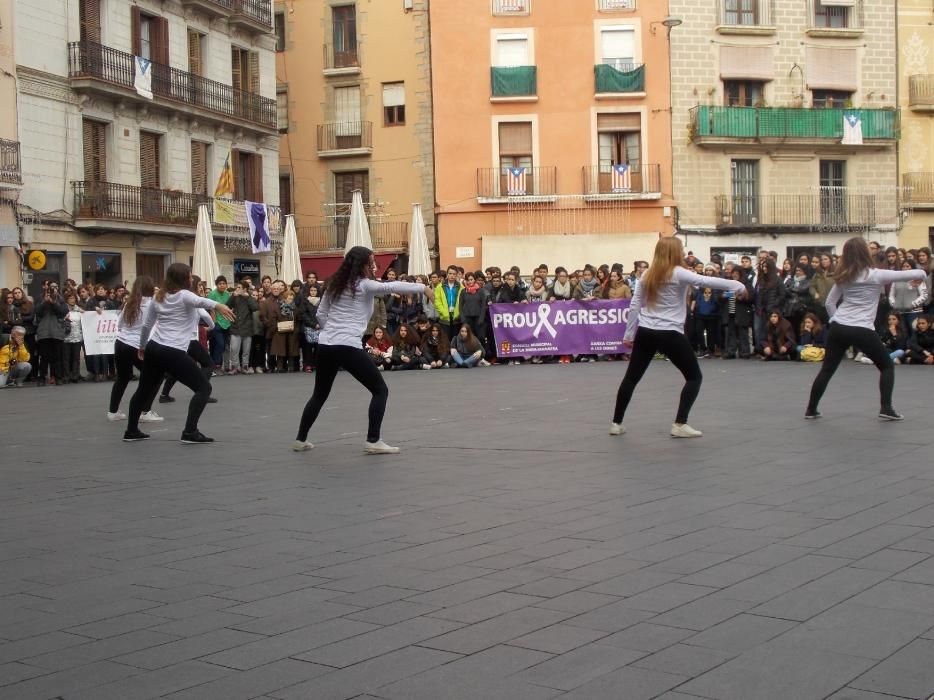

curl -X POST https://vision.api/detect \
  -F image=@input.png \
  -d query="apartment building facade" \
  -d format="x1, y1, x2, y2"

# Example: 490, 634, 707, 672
14, 0, 279, 296
276, 0, 435, 277
431, 0, 676, 273
669, 0, 900, 263
1, 0, 21, 288
898, 0, 934, 251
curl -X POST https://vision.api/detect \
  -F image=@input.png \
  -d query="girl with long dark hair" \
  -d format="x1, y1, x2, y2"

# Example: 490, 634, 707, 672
612, 237, 746, 438
109, 276, 162, 423
806, 237, 926, 420
293, 246, 429, 454
124, 263, 234, 443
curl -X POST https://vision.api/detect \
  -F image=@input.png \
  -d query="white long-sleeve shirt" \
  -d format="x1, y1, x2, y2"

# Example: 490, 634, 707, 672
318, 279, 425, 348
826, 268, 926, 330
116, 297, 151, 350
624, 267, 745, 342
139, 290, 217, 351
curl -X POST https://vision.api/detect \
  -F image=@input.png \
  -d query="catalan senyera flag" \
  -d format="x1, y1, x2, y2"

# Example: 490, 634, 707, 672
214, 152, 234, 198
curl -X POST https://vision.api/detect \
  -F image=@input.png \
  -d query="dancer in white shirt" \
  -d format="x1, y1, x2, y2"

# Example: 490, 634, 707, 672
294, 246, 429, 454
124, 263, 234, 443
612, 237, 746, 438
108, 276, 162, 423
806, 237, 926, 421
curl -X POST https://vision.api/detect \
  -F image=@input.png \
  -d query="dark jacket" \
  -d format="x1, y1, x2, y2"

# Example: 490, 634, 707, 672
879, 326, 907, 353
720, 280, 753, 327
85, 295, 114, 312
419, 335, 448, 364
495, 283, 525, 304
755, 282, 787, 315
16, 299, 35, 333
799, 328, 827, 347
228, 293, 258, 336
907, 327, 934, 357
762, 317, 796, 355
34, 297, 69, 341
460, 286, 489, 318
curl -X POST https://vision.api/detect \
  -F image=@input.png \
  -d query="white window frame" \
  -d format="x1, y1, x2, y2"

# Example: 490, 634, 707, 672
491, 29, 535, 68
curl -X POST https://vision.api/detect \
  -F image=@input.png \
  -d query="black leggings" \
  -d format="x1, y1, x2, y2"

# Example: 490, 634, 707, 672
807, 323, 895, 413
613, 327, 703, 425
162, 340, 212, 397
110, 339, 153, 413
129, 341, 212, 434
296, 344, 389, 443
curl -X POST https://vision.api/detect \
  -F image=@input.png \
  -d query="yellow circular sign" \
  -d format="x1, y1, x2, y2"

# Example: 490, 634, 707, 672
27, 250, 47, 271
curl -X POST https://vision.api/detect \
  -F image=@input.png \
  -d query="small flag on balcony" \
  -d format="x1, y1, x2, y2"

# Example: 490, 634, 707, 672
246, 201, 271, 254
134, 56, 153, 100
506, 167, 527, 196
214, 152, 234, 198
842, 112, 863, 146
611, 164, 632, 193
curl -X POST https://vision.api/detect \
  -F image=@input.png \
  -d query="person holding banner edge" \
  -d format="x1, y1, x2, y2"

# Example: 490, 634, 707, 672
612, 237, 747, 438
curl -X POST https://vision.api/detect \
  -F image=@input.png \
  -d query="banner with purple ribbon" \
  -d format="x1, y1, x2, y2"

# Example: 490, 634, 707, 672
489, 299, 631, 357
246, 201, 271, 254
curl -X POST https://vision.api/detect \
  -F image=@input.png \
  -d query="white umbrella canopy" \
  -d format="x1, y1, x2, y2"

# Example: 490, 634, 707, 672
408, 203, 431, 277
192, 203, 220, 287
344, 189, 373, 254
281, 215, 303, 284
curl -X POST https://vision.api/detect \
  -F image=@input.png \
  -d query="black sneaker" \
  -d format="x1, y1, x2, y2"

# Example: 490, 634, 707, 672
878, 408, 904, 421
123, 429, 150, 442
158, 395, 175, 403
804, 411, 822, 420
181, 431, 214, 444
206, 397, 219, 404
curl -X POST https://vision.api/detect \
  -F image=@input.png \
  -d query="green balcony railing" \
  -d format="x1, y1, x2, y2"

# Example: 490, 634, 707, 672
594, 63, 644, 93
491, 66, 537, 98
690, 106, 899, 141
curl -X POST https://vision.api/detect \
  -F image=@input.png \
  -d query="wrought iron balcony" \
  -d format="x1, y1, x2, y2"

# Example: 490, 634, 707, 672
477, 166, 557, 201
179, 0, 232, 19
0, 138, 22, 186
72, 181, 210, 229
68, 41, 277, 132
594, 63, 644, 94
296, 221, 408, 252
903, 172, 934, 209
909, 75, 934, 111
714, 191, 877, 232
316, 121, 373, 157
230, 0, 273, 31
690, 106, 899, 145
323, 43, 360, 74
715, 0, 774, 31
491, 66, 537, 98
582, 164, 661, 199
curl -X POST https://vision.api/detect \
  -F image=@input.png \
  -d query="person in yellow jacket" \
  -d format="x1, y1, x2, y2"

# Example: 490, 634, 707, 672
433, 265, 463, 341
0, 326, 32, 387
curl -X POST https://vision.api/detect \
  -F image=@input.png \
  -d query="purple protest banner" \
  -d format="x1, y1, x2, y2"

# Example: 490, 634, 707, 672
489, 299, 631, 357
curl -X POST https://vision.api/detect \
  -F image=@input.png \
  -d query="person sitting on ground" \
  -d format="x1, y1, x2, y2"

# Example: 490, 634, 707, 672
905, 315, 934, 365
761, 310, 795, 361
879, 313, 908, 364
797, 313, 827, 362
365, 326, 393, 370
450, 324, 483, 368
419, 323, 449, 369
0, 326, 31, 388
390, 324, 421, 370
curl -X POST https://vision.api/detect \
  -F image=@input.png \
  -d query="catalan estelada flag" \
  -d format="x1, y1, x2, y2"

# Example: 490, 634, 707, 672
214, 152, 234, 198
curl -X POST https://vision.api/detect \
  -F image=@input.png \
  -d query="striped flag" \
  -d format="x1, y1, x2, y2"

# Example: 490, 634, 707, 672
214, 152, 234, 198
611, 163, 632, 193
506, 166, 526, 196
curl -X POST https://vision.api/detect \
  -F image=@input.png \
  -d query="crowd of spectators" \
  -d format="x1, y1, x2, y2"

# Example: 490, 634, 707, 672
2, 242, 933, 388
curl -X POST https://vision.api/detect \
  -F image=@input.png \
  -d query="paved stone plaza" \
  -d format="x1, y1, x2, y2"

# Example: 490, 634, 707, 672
2, 360, 934, 700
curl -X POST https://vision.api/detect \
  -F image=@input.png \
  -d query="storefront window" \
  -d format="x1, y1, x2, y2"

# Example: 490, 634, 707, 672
81, 252, 122, 289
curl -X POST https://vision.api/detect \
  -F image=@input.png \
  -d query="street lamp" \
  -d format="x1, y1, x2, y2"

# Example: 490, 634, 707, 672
650, 16, 683, 35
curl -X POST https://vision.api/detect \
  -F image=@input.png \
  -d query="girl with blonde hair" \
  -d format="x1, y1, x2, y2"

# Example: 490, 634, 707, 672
611, 237, 746, 438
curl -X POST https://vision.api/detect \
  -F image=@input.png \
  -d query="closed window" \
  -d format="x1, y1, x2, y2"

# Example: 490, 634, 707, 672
333, 85, 362, 143
79, 0, 101, 43
724, 80, 764, 107
277, 87, 289, 133
275, 12, 286, 52
279, 174, 292, 215
332, 5, 357, 67
232, 149, 263, 202
131, 8, 168, 63
731, 159, 759, 225
382, 82, 405, 126
82, 119, 107, 182
597, 113, 641, 169
724, 0, 759, 25
813, 0, 850, 28
232, 46, 260, 94
812, 89, 851, 109
191, 141, 209, 196
139, 131, 162, 189
335, 170, 369, 203
600, 27, 635, 72
494, 35, 530, 66
187, 29, 205, 76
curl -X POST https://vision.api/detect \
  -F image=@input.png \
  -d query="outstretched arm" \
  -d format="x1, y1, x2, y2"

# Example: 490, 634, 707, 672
623, 281, 643, 344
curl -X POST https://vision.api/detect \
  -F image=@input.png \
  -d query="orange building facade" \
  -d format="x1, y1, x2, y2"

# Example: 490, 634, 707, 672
430, 0, 675, 273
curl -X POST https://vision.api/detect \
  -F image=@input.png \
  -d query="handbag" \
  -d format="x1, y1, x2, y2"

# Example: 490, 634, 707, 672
304, 327, 320, 344
277, 320, 294, 333
799, 345, 825, 362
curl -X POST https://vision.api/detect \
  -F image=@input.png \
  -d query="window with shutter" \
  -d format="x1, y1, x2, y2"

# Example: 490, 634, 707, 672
333, 86, 361, 141
82, 119, 107, 183
139, 132, 161, 189
494, 36, 529, 67
276, 87, 289, 133
79, 0, 101, 44
600, 28, 635, 71
335, 171, 369, 203
498, 122, 533, 157
275, 12, 286, 51
249, 52, 260, 95
382, 82, 405, 126
231, 47, 246, 91
279, 175, 292, 215
332, 5, 357, 68
231, 148, 242, 199
131, 6, 142, 56
234, 151, 263, 201
191, 142, 208, 196
188, 29, 203, 76
250, 154, 264, 202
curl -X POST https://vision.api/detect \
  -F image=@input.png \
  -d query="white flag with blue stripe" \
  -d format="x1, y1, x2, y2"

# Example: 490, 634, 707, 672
842, 112, 863, 145
134, 56, 153, 100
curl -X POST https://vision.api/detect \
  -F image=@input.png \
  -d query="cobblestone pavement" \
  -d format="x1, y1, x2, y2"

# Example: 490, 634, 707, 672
2, 360, 934, 700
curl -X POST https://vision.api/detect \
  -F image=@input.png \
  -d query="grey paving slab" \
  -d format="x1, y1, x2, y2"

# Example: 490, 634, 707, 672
3, 363, 934, 699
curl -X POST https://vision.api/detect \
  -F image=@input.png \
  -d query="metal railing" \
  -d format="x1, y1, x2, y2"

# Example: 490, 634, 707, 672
909, 75, 934, 108
477, 166, 557, 199
68, 41, 276, 129
806, 0, 864, 30
232, 0, 272, 27
598, 0, 636, 10
296, 221, 409, 251
0, 138, 21, 185
316, 121, 372, 153
715, 0, 773, 26
714, 192, 876, 230
324, 43, 359, 70
582, 164, 661, 196
492, 0, 530, 15
72, 181, 211, 226
491, 66, 537, 97
690, 106, 899, 140
180, 0, 233, 12
903, 173, 934, 204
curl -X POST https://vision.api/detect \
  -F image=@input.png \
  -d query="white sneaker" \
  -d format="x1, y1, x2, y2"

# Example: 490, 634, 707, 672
139, 410, 164, 423
853, 352, 865, 362
609, 422, 625, 436
479, 359, 491, 367
671, 423, 703, 438
292, 440, 314, 452
859, 356, 874, 365
364, 440, 400, 454
106, 411, 126, 422
422, 364, 432, 370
